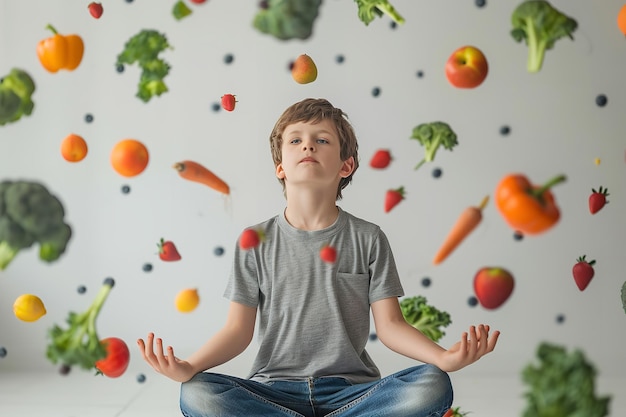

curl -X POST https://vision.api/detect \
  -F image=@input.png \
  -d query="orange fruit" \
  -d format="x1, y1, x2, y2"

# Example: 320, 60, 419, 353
13, 294, 47, 322
618, 4, 626, 36
175, 288, 200, 313
60, 133, 88, 162
110, 139, 149, 177
291, 54, 318, 84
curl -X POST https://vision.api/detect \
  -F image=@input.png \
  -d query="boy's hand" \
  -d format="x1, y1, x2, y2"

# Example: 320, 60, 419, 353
137, 332, 196, 382
440, 324, 499, 372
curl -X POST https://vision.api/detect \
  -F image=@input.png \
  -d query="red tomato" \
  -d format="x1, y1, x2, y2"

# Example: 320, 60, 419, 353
95, 337, 130, 378
221, 94, 237, 111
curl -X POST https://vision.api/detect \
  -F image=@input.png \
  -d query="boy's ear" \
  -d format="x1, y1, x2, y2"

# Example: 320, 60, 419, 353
276, 163, 286, 179
339, 157, 355, 178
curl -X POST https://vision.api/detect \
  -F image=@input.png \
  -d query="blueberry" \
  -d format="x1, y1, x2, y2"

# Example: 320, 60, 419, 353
258, 0, 269, 9
475, 0, 487, 7
211, 102, 221, 112
0, 347, 7, 358
223, 54, 234, 64
368, 333, 378, 342
499, 125, 511, 136
595, 94, 607, 107
103, 277, 115, 287
84, 113, 94, 123
116, 64, 125, 73
59, 364, 71, 375
556, 314, 566, 324
335, 54, 345, 64
213, 246, 225, 256
371, 87, 381, 97
513, 231, 524, 241
143, 263, 153, 272
416, 70, 424, 78
421, 277, 431, 287
77, 285, 87, 294
432, 168, 442, 178
137, 373, 147, 383
121, 185, 131, 194
467, 296, 479, 307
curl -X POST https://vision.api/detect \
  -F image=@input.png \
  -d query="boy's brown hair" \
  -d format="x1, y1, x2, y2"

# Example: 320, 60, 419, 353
269, 98, 360, 200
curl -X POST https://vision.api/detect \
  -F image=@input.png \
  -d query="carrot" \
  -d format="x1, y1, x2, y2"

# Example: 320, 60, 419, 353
173, 160, 230, 195
432, 195, 489, 265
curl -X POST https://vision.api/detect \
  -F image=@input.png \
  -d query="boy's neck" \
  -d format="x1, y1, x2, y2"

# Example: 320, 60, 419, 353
283, 189, 339, 231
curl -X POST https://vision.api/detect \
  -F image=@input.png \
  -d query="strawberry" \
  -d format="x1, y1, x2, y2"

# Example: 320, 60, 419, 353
157, 238, 181, 261
443, 407, 468, 417
572, 255, 595, 291
221, 94, 237, 112
239, 228, 264, 250
88, 2, 103, 19
320, 244, 337, 263
588, 186, 609, 214
384, 186, 405, 213
369, 149, 392, 169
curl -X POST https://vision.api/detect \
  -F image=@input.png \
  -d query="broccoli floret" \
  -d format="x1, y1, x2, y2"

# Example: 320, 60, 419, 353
399, 296, 452, 342
0, 68, 36, 126
410, 122, 458, 171
46, 278, 115, 371
116, 30, 172, 102
522, 342, 611, 417
511, 0, 578, 73
355, 0, 405, 26
253, 0, 322, 41
0, 180, 72, 270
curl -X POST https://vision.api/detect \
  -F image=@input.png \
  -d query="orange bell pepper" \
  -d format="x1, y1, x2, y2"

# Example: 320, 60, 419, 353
36, 24, 84, 73
494, 173, 566, 235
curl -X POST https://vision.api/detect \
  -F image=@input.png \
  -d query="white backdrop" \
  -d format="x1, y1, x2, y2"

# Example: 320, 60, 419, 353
1, 0, 625, 398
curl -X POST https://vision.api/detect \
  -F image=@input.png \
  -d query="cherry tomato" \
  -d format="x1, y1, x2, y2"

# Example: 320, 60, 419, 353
95, 337, 130, 378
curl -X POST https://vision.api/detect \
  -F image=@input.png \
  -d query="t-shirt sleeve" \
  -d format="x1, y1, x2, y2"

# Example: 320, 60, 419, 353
368, 229, 405, 303
223, 243, 260, 307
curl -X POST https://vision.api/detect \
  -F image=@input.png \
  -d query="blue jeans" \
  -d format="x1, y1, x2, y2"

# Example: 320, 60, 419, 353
180, 364, 453, 416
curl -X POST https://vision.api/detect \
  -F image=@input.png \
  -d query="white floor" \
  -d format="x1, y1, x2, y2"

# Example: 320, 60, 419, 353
0, 371, 622, 416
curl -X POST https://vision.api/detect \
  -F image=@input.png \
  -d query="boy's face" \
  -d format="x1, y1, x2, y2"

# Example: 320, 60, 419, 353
276, 119, 354, 192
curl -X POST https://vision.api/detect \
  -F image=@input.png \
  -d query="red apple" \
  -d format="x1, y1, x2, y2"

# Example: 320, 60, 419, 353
445, 45, 488, 89
190, 0, 207, 3
473, 267, 514, 309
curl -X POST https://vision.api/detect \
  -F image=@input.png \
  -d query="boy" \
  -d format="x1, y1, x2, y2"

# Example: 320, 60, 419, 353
138, 98, 500, 416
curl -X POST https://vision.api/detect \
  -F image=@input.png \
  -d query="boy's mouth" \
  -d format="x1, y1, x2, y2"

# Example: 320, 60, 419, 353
299, 157, 317, 163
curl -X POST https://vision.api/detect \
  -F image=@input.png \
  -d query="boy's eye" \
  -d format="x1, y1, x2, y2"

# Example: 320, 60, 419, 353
316, 138, 329, 144
290, 138, 301, 144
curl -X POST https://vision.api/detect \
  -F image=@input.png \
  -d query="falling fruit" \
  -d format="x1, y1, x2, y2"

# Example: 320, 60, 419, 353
291, 54, 318, 84
13, 294, 47, 322
110, 139, 149, 177
60, 133, 88, 162
175, 288, 200, 313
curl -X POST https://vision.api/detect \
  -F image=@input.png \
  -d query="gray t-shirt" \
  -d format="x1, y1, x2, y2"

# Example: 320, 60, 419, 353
223, 207, 404, 383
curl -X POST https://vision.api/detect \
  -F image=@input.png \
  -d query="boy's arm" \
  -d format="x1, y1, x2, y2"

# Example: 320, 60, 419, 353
139, 301, 257, 382
186, 301, 257, 372
371, 297, 498, 372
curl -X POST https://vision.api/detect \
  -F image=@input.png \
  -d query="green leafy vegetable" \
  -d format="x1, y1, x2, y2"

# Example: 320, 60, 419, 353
510, 0, 578, 73
410, 122, 458, 171
0, 68, 36, 126
172, 0, 192, 21
0, 180, 71, 270
354, 0, 405, 26
46, 278, 115, 371
399, 295, 452, 342
521, 342, 611, 417
116, 29, 173, 102
252, 0, 322, 41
